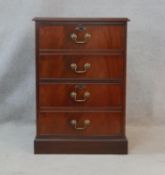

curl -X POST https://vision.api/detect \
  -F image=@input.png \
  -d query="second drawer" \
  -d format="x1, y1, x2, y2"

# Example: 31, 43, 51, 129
39, 83, 123, 107
39, 55, 124, 79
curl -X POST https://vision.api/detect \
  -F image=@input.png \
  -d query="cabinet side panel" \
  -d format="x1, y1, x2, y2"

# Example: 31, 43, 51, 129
35, 22, 39, 136
122, 22, 128, 135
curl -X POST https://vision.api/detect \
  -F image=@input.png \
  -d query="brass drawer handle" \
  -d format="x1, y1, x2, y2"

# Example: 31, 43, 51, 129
70, 33, 91, 44
70, 119, 91, 130
70, 63, 91, 74
70, 91, 90, 102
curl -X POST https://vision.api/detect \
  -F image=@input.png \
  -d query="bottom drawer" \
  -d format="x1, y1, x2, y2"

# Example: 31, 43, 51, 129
38, 112, 123, 136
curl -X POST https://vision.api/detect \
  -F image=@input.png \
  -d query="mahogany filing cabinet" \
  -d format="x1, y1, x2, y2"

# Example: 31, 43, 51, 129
33, 17, 129, 154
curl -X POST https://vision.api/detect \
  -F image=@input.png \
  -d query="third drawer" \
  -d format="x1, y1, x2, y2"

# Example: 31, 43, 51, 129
39, 83, 123, 108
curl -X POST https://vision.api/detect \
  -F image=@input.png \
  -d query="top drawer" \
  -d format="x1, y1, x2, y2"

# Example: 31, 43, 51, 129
38, 24, 125, 50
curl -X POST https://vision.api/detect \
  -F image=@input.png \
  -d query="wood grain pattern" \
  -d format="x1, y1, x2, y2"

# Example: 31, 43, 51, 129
39, 55, 124, 79
39, 25, 125, 50
39, 83, 123, 107
38, 112, 123, 136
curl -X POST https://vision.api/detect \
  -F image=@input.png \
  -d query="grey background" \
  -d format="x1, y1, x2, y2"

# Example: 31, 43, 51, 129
0, 0, 165, 125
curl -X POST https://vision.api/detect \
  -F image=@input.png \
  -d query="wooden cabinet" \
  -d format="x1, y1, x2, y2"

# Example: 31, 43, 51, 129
33, 17, 129, 154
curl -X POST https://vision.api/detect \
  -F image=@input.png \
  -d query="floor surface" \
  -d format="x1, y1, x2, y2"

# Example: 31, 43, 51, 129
0, 123, 165, 175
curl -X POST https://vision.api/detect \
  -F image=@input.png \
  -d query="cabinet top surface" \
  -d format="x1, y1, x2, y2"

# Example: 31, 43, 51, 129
33, 17, 130, 22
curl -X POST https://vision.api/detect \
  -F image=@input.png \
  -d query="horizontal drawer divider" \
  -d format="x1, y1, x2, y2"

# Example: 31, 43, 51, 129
39, 49, 124, 55
36, 135, 124, 139
39, 78, 123, 84
37, 134, 123, 138
39, 106, 123, 113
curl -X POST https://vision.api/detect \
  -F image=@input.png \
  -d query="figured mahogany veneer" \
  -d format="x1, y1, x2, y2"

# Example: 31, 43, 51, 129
33, 17, 129, 154
39, 83, 122, 107
38, 112, 123, 136
39, 25, 125, 50
39, 55, 124, 79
